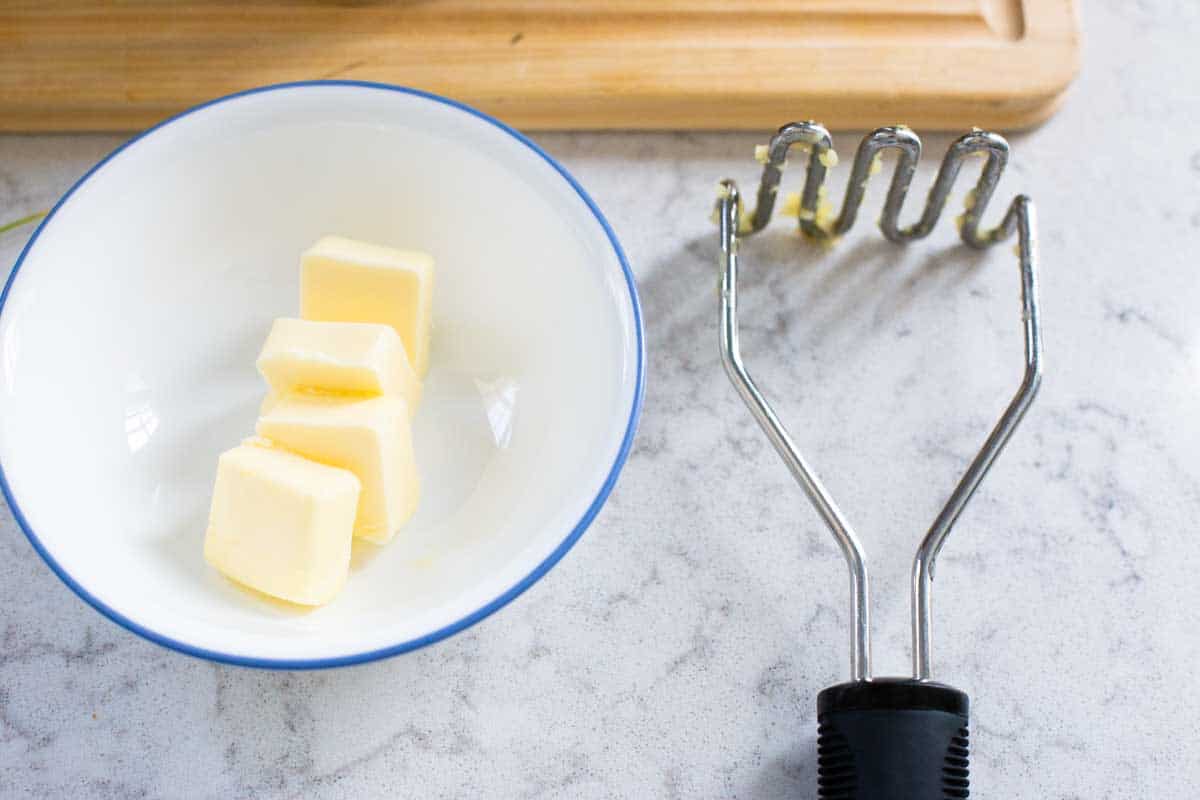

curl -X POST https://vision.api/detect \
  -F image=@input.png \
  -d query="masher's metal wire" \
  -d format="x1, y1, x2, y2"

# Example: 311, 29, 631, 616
718, 182, 873, 682
716, 122, 1043, 682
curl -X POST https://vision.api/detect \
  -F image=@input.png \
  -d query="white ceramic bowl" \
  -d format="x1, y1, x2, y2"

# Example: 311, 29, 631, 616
0, 82, 643, 668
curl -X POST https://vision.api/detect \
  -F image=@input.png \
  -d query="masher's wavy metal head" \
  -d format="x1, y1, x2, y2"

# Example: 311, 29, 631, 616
715, 122, 1043, 798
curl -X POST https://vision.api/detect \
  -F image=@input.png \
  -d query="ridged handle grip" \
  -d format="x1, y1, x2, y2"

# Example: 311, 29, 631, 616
817, 679, 970, 799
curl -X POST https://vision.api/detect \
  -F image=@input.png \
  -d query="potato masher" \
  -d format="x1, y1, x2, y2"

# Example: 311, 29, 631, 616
715, 122, 1043, 798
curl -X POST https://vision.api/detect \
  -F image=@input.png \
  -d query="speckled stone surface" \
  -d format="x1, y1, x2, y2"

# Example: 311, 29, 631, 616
1, 4, 1197, 798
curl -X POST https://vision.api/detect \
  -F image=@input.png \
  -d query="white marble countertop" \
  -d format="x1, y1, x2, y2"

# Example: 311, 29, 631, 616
2, 5, 1197, 798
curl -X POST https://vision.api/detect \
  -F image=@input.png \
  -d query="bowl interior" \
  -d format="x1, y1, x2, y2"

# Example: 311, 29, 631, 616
0, 84, 640, 665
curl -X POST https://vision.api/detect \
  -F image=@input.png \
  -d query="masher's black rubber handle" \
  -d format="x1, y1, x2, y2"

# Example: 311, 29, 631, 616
817, 679, 970, 799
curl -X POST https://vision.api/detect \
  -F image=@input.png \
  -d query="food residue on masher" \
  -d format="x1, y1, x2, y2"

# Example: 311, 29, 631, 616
780, 192, 802, 218
814, 185, 836, 230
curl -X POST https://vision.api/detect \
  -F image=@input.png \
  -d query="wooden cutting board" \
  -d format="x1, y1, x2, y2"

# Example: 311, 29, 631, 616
0, 1, 1079, 132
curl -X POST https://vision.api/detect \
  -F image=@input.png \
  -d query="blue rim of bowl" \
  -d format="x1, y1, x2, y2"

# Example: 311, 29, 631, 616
0, 80, 645, 670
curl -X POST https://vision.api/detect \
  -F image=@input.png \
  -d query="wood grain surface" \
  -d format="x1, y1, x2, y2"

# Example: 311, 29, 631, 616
0, 0, 1080, 131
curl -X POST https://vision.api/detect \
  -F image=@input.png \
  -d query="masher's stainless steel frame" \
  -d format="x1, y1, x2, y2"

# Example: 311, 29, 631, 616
716, 122, 1043, 682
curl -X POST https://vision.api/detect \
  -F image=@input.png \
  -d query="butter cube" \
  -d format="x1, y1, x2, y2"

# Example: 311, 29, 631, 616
204, 441, 360, 606
301, 236, 435, 377
256, 318, 421, 414
257, 394, 418, 544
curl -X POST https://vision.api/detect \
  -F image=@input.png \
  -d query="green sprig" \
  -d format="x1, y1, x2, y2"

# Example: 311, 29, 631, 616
0, 211, 48, 236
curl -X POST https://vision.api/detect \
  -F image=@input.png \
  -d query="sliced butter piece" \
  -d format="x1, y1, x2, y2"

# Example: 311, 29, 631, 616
257, 394, 418, 544
256, 318, 421, 414
204, 440, 360, 606
301, 236, 435, 377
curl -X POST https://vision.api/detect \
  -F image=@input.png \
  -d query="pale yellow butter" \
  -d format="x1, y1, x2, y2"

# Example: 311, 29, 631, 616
301, 236, 435, 377
257, 394, 419, 545
257, 318, 421, 415
204, 440, 360, 606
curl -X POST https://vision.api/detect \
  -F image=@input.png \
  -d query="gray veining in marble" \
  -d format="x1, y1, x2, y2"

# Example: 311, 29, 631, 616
2, 4, 1199, 798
